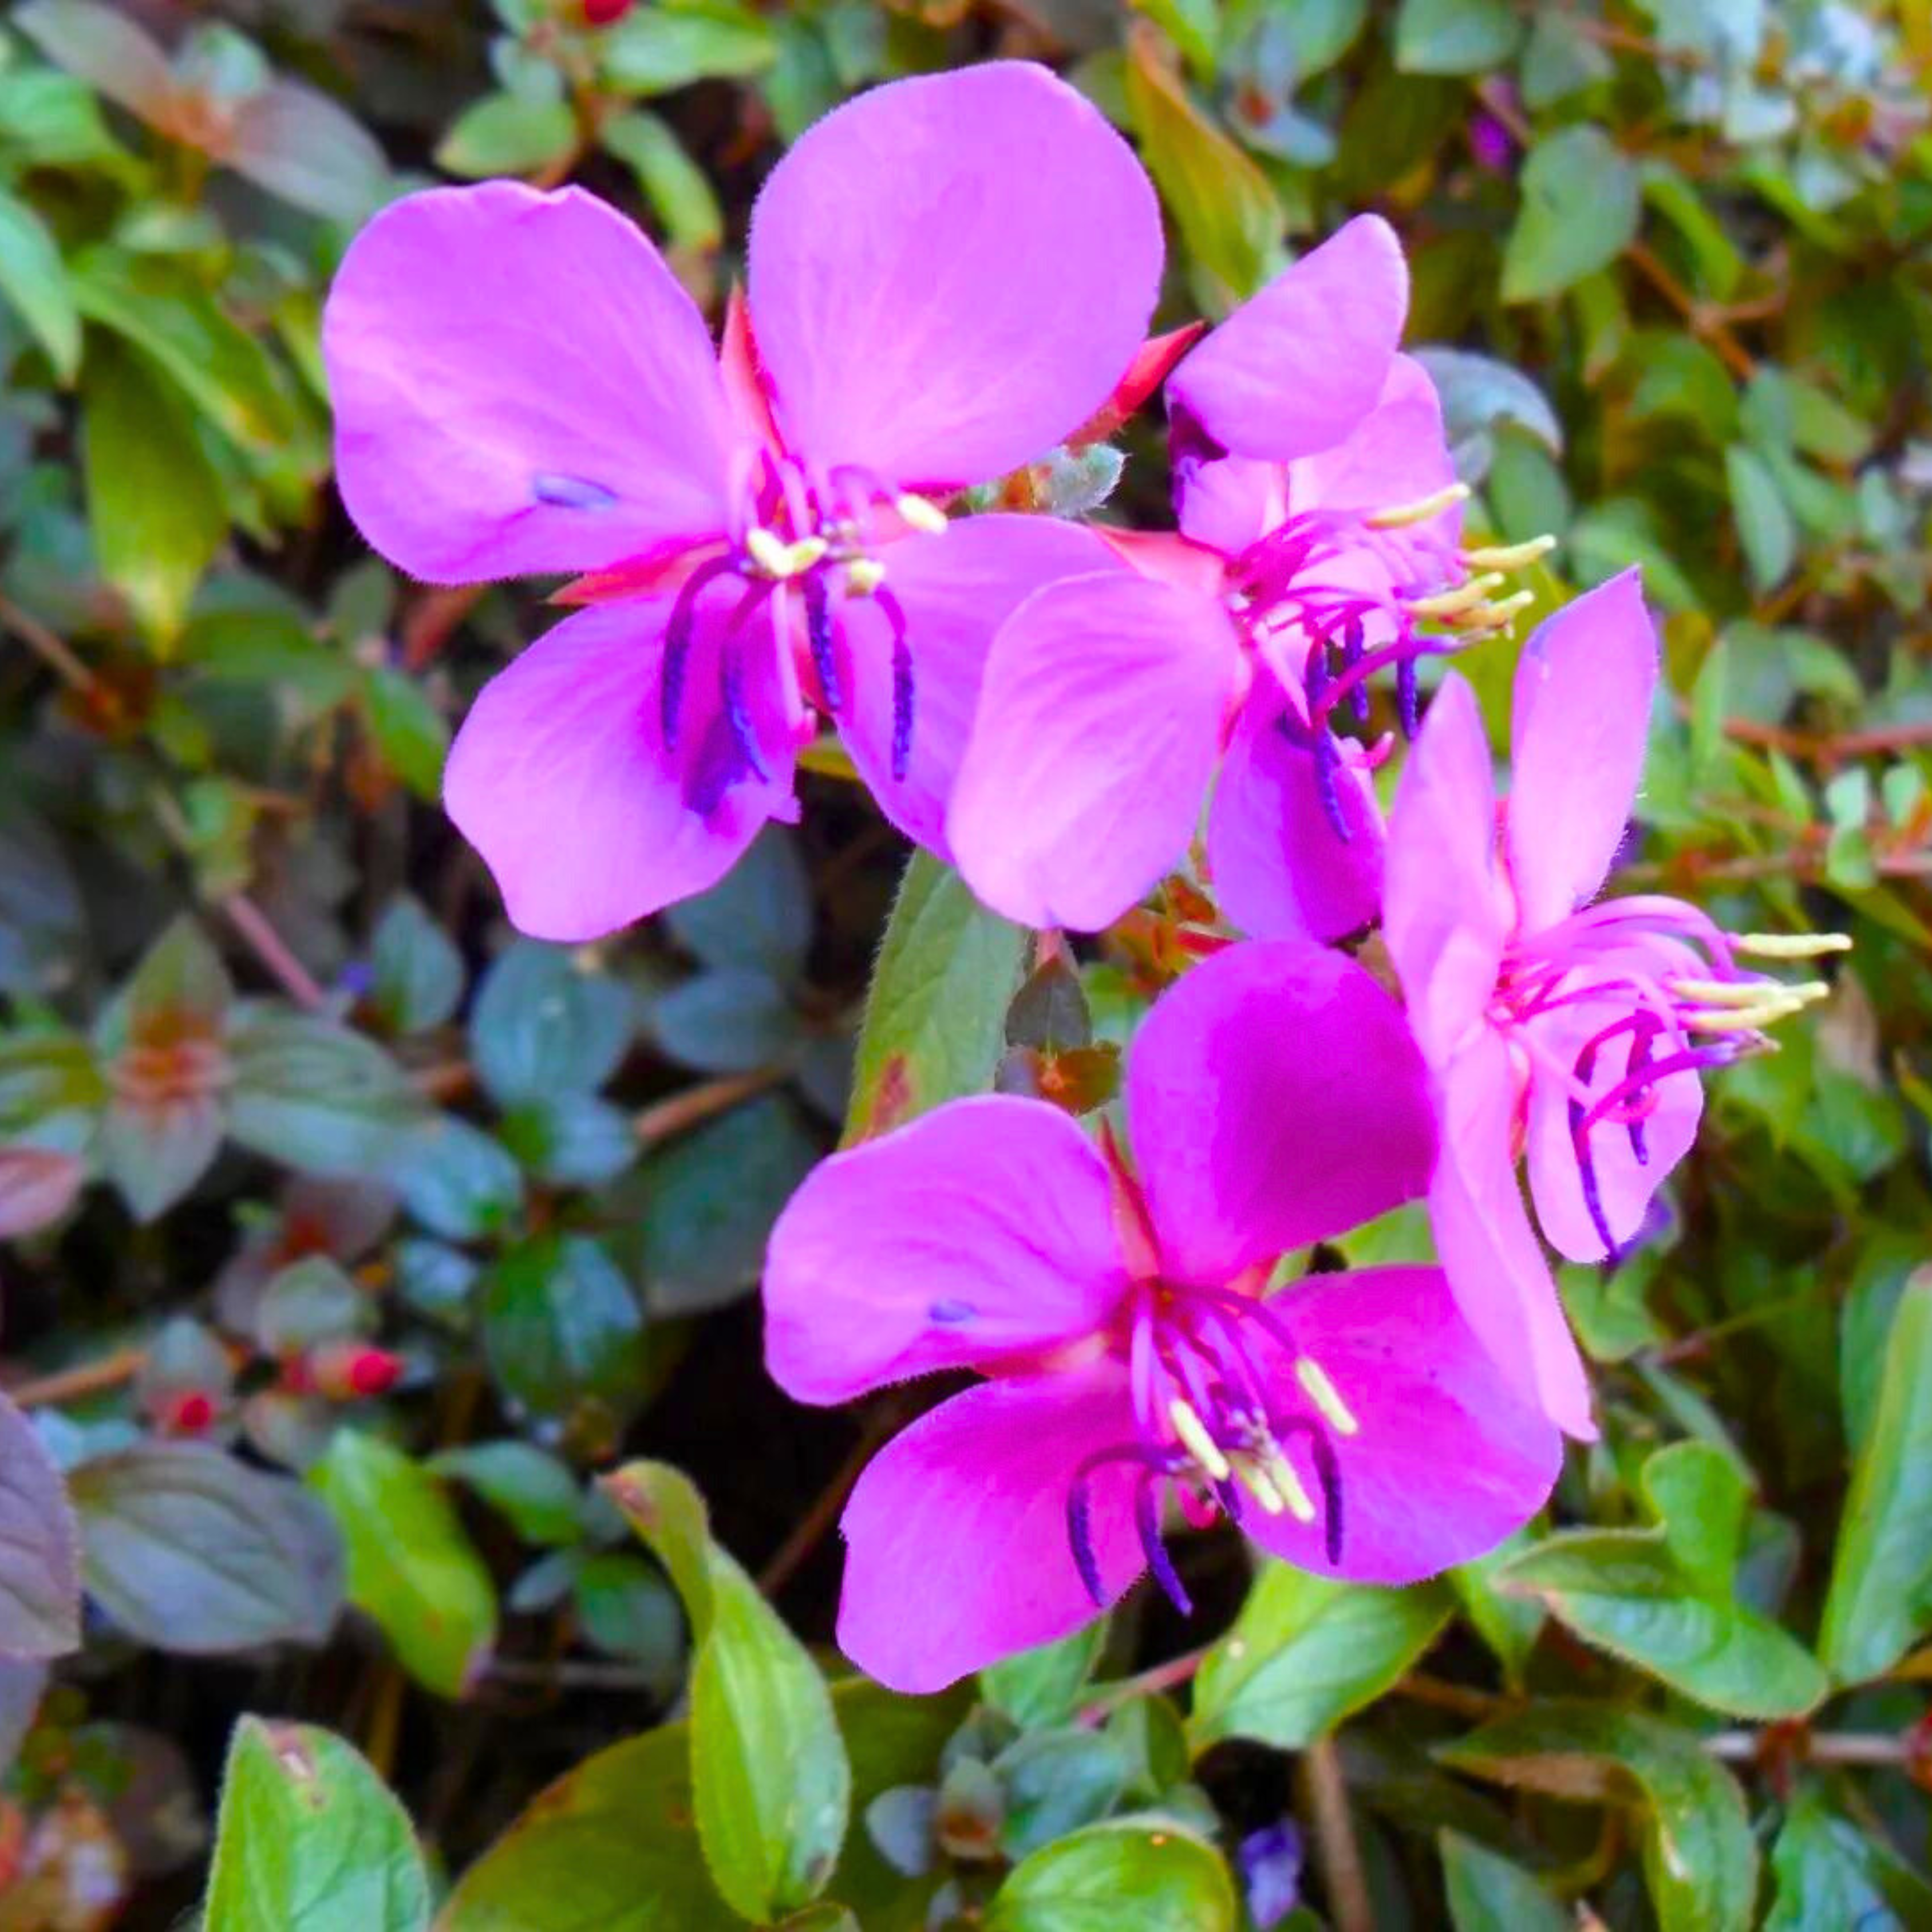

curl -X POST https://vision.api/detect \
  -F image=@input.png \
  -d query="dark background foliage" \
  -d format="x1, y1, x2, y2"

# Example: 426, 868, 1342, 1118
0, 0, 1927, 1926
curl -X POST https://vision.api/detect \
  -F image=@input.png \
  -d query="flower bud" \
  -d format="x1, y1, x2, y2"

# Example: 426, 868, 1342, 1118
582, 0, 634, 23
305, 1342, 404, 1402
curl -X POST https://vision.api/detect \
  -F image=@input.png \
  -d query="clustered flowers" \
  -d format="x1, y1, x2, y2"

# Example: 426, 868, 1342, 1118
325, 61, 1846, 1692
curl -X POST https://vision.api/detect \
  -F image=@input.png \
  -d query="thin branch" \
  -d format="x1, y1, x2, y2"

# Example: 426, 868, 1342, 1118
635, 1066, 785, 1146
756, 1406, 901, 1598
8, 1346, 146, 1409
0, 590, 100, 696
222, 894, 328, 1011
1302, 1737, 1373, 1932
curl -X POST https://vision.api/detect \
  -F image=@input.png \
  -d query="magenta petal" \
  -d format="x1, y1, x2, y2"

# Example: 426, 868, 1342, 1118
1207, 682, 1384, 942
324, 183, 734, 585
1522, 978, 1704, 1261
1286, 354, 1458, 526
748, 62, 1162, 490
835, 516, 1117, 858
1167, 216, 1408, 463
762, 1095, 1128, 1405
1429, 1034, 1596, 1440
1384, 674, 1510, 1066
444, 598, 794, 941
1506, 571, 1659, 931
1175, 455, 1284, 557
1240, 1266, 1561, 1582
836, 1365, 1144, 1692
1128, 941, 1437, 1283
949, 574, 1239, 930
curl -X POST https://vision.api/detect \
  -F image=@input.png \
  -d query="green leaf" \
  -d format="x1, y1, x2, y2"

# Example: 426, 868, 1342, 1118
1393, 0, 1523, 74
72, 1444, 342, 1654
0, 1390, 79, 1660
360, 665, 449, 800
1726, 443, 1797, 592
653, 966, 803, 1074
606, 1460, 850, 1921
435, 92, 578, 178
205, 1717, 430, 1932
1124, 30, 1278, 299
981, 1622, 1107, 1730
600, 109, 725, 251
1440, 1830, 1566, 1932
480, 1234, 647, 1428
994, 1729, 1128, 1860
845, 854, 1027, 1144
1189, 1567, 1452, 1749
309, 1431, 496, 1698
1440, 1705, 1757, 1932
987, 1822, 1238, 1931
369, 895, 464, 1036
499, 1093, 635, 1188
472, 942, 631, 1105
1764, 1781, 1932, 1929
438, 1721, 741, 1930
82, 340, 226, 647
572, 1552, 683, 1684
227, 1009, 425, 1176
1502, 127, 1641, 303
1820, 1271, 1932, 1683
390, 1115, 525, 1240
599, 4, 777, 94
0, 190, 78, 383
430, 1442, 584, 1547
665, 825, 812, 979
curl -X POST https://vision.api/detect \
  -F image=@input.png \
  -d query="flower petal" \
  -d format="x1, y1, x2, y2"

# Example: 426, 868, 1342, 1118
1175, 454, 1284, 558
1207, 681, 1384, 943
1167, 216, 1407, 464
948, 573, 1239, 931
1506, 570, 1659, 931
1384, 673, 1510, 1066
1287, 353, 1459, 526
444, 597, 795, 942
837, 1364, 1144, 1693
1239, 1265, 1562, 1583
1128, 941, 1437, 1283
748, 62, 1163, 490
834, 516, 1117, 858
1428, 1033, 1596, 1439
762, 1095, 1128, 1405
323, 183, 734, 585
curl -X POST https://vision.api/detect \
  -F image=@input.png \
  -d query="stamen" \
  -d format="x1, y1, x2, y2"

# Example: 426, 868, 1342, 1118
801, 573, 840, 712
1365, 482, 1469, 530
1167, 1398, 1231, 1482
894, 493, 949, 535
1258, 1445, 1317, 1524
1461, 535, 1556, 571
1231, 1454, 1286, 1517
844, 557, 886, 596
1136, 1475, 1192, 1615
659, 558, 737, 751
1397, 655, 1420, 737
1669, 977, 1828, 1008
1294, 1359, 1360, 1437
1570, 1093, 1622, 1258
1448, 588, 1536, 632
875, 586, 916, 783
1735, 931, 1853, 959
1682, 999, 1813, 1033
1406, 572, 1503, 621
1068, 1481, 1105, 1607
745, 528, 827, 579
1313, 731, 1350, 843
718, 639, 768, 784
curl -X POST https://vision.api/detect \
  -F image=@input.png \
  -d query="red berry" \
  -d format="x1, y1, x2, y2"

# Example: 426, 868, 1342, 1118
582, 0, 634, 23
164, 1390, 216, 1434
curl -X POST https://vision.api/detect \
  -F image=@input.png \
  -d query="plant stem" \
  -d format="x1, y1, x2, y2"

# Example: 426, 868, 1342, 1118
1302, 1736, 1373, 1932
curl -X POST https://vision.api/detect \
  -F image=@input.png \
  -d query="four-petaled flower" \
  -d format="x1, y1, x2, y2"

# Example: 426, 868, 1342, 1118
949, 216, 1546, 939
323, 62, 1161, 938
763, 942, 1560, 1692
1385, 572, 1844, 1436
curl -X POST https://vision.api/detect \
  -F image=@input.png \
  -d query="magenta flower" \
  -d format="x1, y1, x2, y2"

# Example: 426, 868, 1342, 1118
949, 215, 1534, 939
322, 63, 1161, 938
762, 941, 1560, 1692
1384, 572, 1842, 1437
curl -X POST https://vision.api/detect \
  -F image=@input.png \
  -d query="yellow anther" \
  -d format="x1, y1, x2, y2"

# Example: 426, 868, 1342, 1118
1167, 1399, 1231, 1482
1365, 481, 1471, 530
745, 528, 825, 579
1684, 999, 1811, 1034
1259, 1447, 1318, 1524
1231, 1455, 1286, 1518
1295, 1358, 1361, 1437
1461, 534, 1558, 572
894, 493, 949, 535
844, 557, 887, 595
1406, 573, 1504, 622
1736, 931, 1853, 959
785, 535, 828, 572
1450, 588, 1536, 633
1670, 977, 1828, 1008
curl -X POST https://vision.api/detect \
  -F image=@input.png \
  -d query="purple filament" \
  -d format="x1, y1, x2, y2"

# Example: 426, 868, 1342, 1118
875, 586, 915, 782
659, 558, 739, 752
802, 572, 840, 712
718, 638, 767, 784
1136, 1474, 1193, 1615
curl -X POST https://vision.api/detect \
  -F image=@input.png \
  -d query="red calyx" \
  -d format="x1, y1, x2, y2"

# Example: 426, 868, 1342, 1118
582, 0, 634, 23
161, 1389, 217, 1435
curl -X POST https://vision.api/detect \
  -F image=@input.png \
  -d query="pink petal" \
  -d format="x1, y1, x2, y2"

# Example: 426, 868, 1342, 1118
1287, 354, 1459, 527
1128, 941, 1437, 1284
323, 183, 734, 585
747, 62, 1163, 491
1167, 216, 1408, 464
1239, 1266, 1562, 1583
947, 574, 1239, 931
836, 1365, 1144, 1692
1384, 674, 1510, 1067
762, 1096, 1128, 1406
1506, 571, 1659, 931
1175, 454, 1284, 558
1428, 1033, 1597, 1440
1207, 681, 1384, 942
1522, 969, 1704, 1262
833, 515, 1117, 858
444, 598, 795, 942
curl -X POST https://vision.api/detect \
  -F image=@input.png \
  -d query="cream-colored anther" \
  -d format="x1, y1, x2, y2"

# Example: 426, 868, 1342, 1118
894, 493, 949, 535
844, 557, 887, 595
1735, 932, 1853, 959
1683, 998, 1811, 1034
747, 529, 828, 579
1259, 1447, 1318, 1524
1295, 1358, 1361, 1437
1451, 588, 1536, 633
1167, 1399, 1231, 1482
1366, 482, 1470, 530
1670, 977, 1828, 1008
1231, 1455, 1286, 1517
1461, 534, 1558, 571
1406, 573, 1503, 622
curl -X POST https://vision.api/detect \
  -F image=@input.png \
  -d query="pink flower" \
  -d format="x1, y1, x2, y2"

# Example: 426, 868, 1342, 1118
950, 216, 1528, 940
1384, 572, 1843, 1439
762, 941, 1561, 1692
322, 63, 1162, 938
